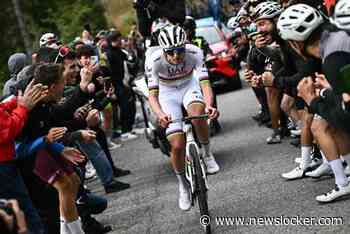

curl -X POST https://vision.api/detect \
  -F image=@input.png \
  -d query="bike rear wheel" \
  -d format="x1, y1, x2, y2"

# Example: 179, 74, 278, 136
190, 144, 211, 234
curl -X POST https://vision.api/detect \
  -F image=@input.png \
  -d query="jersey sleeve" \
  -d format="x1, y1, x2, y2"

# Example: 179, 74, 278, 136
145, 55, 160, 95
194, 48, 210, 85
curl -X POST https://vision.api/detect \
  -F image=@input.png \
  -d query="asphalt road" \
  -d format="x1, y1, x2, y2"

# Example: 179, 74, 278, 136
90, 87, 350, 234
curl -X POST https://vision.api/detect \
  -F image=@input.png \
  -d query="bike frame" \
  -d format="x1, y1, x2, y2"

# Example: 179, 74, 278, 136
183, 122, 209, 199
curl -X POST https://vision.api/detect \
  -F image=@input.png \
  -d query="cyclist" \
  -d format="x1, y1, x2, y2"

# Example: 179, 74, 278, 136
146, 24, 220, 211
183, 16, 222, 134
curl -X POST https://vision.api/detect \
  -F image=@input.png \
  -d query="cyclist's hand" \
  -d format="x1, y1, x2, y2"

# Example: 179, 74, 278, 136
206, 106, 219, 119
158, 113, 171, 128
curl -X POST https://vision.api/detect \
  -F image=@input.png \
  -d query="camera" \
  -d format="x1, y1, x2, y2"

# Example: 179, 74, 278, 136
0, 200, 17, 233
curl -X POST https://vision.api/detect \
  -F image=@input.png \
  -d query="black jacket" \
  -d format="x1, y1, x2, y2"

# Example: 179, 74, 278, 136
106, 42, 127, 86
310, 89, 350, 136
20, 88, 90, 143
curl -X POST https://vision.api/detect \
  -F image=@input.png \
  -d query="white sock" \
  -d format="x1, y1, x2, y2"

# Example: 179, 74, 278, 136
300, 146, 312, 169
66, 218, 84, 234
329, 159, 348, 188
175, 171, 188, 192
201, 142, 211, 157
320, 150, 329, 165
60, 217, 71, 234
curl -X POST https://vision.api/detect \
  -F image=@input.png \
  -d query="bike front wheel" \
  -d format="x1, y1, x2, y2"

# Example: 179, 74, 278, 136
190, 144, 211, 234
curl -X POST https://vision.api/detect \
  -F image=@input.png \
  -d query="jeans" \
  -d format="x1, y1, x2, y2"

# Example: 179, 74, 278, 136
0, 163, 46, 234
208, 0, 222, 23
76, 140, 113, 186
114, 83, 132, 133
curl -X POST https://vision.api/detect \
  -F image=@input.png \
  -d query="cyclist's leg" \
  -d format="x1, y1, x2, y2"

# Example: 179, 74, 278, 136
183, 83, 220, 174
159, 93, 191, 210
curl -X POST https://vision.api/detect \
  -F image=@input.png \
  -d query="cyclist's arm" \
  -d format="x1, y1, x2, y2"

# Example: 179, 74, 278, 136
195, 49, 213, 107
146, 59, 164, 116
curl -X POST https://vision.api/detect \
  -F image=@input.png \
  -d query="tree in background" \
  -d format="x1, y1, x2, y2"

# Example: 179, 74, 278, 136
0, 0, 107, 90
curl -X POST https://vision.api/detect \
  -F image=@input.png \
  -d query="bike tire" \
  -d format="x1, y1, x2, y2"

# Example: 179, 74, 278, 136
189, 144, 211, 234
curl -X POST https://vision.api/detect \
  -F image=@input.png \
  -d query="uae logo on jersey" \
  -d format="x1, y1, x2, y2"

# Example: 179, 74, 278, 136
167, 63, 186, 77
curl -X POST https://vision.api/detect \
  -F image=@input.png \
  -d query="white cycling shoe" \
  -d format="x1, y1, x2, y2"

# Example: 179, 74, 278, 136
178, 185, 191, 211
316, 183, 350, 203
204, 153, 220, 174
305, 162, 333, 178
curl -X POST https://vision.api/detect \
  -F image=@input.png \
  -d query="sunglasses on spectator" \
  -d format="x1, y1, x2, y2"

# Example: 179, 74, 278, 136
54, 46, 70, 64
164, 47, 185, 56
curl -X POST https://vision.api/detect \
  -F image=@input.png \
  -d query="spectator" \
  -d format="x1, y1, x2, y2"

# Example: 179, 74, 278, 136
3, 53, 28, 97
107, 31, 138, 141
0, 80, 48, 234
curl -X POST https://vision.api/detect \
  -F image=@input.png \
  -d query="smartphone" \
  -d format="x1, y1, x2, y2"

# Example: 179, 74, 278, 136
90, 56, 99, 65
339, 64, 350, 93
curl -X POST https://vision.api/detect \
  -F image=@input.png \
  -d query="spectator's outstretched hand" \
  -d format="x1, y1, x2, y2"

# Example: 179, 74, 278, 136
80, 129, 96, 143
61, 147, 85, 165
297, 77, 316, 105
86, 109, 100, 127
315, 73, 331, 90
45, 127, 67, 144
17, 80, 48, 110
80, 67, 93, 92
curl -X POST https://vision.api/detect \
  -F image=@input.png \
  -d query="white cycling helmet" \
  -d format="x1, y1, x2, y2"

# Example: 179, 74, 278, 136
151, 18, 171, 34
39, 33, 58, 48
227, 16, 239, 29
252, 1, 283, 22
158, 25, 187, 49
330, 0, 350, 30
277, 4, 324, 41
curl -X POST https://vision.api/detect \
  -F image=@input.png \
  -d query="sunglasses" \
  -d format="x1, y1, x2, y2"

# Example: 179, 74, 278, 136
54, 46, 70, 64
164, 47, 185, 56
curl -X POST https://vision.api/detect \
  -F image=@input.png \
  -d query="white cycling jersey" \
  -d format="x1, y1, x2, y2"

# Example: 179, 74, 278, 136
145, 44, 210, 137
145, 44, 209, 94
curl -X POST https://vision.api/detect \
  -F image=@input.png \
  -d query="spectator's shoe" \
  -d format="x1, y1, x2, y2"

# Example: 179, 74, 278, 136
108, 140, 121, 151
132, 127, 145, 135
113, 167, 131, 177
252, 111, 263, 122
178, 184, 191, 211
204, 153, 220, 174
294, 157, 322, 169
120, 132, 138, 142
85, 162, 97, 180
290, 138, 301, 148
305, 162, 332, 178
290, 128, 301, 137
104, 180, 130, 194
316, 183, 350, 203
82, 216, 112, 234
281, 166, 312, 180
280, 127, 291, 138
266, 130, 281, 144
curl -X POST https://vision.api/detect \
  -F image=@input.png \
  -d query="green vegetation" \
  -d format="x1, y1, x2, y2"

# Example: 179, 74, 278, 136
0, 0, 108, 90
